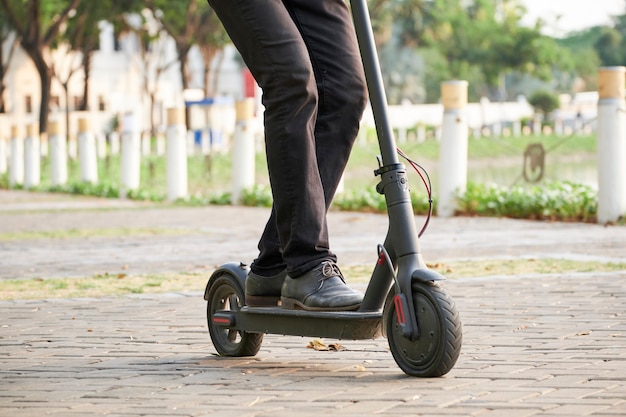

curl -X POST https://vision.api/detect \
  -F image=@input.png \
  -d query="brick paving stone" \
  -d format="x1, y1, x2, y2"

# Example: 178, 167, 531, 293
1, 277, 625, 417
2, 191, 626, 416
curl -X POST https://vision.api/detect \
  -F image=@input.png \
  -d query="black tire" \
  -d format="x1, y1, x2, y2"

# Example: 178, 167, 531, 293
206, 274, 263, 357
385, 281, 462, 377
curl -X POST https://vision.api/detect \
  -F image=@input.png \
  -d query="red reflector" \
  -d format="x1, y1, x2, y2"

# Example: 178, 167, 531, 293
212, 317, 232, 325
394, 295, 406, 325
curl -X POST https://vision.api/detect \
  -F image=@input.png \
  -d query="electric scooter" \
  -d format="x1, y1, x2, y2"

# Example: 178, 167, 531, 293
203, 0, 462, 377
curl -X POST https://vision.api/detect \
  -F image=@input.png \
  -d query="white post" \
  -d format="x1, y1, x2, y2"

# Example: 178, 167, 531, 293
78, 117, 98, 183
533, 117, 541, 136
492, 121, 502, 137
156, 130, 166, 156
109, 131, 120, 155
417, 125, 426, 143
9, 126, 24, 187
23, 123, 40, 189
96, 132, 107, 159
397, 127, 407, 144
49, 121, 68, 186
186, 130, 195, 156
68, 130, 78, 161
438, 80, 469, 218
120, 112, 141, 198
597, 66, 626, 224
231, 99, 256, 205
39, 132, 48, 158
0, 121, 7, 175
166, 108, 188, 202
141, 130, 151, 156
554, 118, 564, 136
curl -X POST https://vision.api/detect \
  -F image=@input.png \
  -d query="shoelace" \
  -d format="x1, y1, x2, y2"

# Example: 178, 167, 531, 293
320, 262, 345, 283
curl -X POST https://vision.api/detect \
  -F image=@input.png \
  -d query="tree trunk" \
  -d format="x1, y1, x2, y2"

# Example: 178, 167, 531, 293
0, 43, 5, 113
177, 44, 191, 130
80, 52, 93, 111
150, 91, 156, 138
64, 83, 70, 144
202, 46, 217, 97
28, 49, 52, 134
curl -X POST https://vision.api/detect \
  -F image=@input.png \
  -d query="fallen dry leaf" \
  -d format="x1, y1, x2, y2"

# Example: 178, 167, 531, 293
307, 340, 346, 352
307, 339, 328, 351
328, 343, 345, 351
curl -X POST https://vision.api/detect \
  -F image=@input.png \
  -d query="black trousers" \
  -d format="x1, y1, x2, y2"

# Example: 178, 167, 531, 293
208, 0, 368, 277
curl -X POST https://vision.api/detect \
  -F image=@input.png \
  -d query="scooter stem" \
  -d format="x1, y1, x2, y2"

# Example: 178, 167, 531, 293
350, 0, 399, 166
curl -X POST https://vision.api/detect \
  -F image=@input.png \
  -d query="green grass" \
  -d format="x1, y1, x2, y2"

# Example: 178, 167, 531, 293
1, 258, 624, 301
0, 227, 195, 241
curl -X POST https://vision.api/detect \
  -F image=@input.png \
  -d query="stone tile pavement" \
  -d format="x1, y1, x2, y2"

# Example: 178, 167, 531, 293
0, 190, 625, 416
2, 273, 625, 416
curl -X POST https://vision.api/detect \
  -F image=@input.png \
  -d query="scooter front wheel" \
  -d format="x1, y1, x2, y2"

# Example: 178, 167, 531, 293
385, 281, 462, 377
206, 273, 263, 357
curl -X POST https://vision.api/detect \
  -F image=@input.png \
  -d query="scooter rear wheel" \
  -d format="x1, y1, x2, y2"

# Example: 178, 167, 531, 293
206, 273, 263, 357
385, 281, 462, 377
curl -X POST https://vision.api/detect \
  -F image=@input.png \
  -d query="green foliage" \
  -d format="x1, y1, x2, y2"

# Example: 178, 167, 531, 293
457, 181, 598, 222
416, 0, 569, 97
47, 180, 120, 199
333, 188, 387, 213
528, 90, 560, 117
241, 185, 272, 207
594, 27, 625, 65
331, 188, 433, 215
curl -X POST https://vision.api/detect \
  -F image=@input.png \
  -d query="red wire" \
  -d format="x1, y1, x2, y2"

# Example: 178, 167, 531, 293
396, 147, 433, 237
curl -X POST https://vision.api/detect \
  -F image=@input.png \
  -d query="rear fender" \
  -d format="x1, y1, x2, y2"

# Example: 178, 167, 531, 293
203, 262, 249, 300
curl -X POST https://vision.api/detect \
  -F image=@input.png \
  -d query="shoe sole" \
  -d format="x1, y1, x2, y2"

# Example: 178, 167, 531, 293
245, 294, 281, 307
281, 297, 361, 312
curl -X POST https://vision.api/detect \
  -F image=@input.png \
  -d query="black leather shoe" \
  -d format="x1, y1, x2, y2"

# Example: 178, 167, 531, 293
245, 269, 287, 307
281, 261, 363, 311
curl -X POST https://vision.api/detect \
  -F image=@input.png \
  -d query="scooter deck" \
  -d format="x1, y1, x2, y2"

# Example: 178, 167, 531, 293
213, 307, 383, 340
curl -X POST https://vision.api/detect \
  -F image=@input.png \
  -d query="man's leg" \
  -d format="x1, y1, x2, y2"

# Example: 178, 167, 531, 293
207, 0, 331, 276
252, 0, 368, 278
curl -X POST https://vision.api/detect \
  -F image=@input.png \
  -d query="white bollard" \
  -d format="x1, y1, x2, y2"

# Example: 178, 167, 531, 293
23, 123, 41, 189
166, 108, 188, 202
201, 129, 211, 155
156, 130, 166, 156
109, 131, 120, 155
533, 117, 541, 136
513, 120, 522, 137
438, 80, 469, 218
141, 130, 151, 156
39, 132, 48, 158
231, 99, 256, 205
597, 66, 626, 224
554, 118, 564, 136
0, 114, 6, 172
96, 132, 107, 159
186, 130, 195, 156
417, 125, 426, 143
397, 127, 407, 144
78, 117, 98, 184
0, 127, 7, 175
492, 121, 502, 137
9, 126, 24, 187
120, 112, 141, 198
68, 133, 78, 161
49, 121, 68, 186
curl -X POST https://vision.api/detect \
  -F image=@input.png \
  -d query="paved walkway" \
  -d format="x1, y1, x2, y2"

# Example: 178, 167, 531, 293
1, 190, 625, 416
